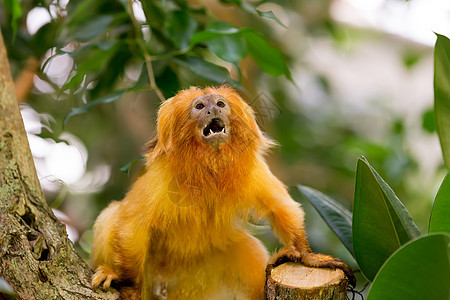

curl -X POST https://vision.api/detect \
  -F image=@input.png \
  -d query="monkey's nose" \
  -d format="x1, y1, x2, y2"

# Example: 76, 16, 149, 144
209, 107, 221, 116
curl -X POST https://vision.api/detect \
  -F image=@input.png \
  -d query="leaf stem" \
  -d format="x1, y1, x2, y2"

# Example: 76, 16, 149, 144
127, 0, 165, 102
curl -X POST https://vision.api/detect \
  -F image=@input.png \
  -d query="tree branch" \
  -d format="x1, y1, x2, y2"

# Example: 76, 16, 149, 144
0, 30, 118, 300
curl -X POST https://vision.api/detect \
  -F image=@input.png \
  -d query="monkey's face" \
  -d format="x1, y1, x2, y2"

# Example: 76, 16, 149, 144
190, 94, 231, 148
149, 86, 269, 163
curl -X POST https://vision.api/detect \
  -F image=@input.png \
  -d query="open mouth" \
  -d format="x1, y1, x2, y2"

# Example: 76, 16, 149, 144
203, 118, 226, 137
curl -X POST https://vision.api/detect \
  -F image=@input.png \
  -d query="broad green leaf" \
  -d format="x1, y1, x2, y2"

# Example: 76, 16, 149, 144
191, 22, 290, 79
164, 10, 198, 49
190, 23, 289, 79
0, 277, 15, 295
297, 185, 354, 256
207, 34, 247, 65
434, 33, 450, 169
66, 0, 102, 26
242, 30, 291, 79
63, 90, 125, 128
190, 22, 241, 45
5, 0, 23, 41
368, 233, 450, 300
429, 172, 450, 234
69, 15, 116, 42
120, 156, 145, 175
174, 56, 233, 84
353, 156, 420, 281
140, 0, 164, 29
155, 66, 180, 98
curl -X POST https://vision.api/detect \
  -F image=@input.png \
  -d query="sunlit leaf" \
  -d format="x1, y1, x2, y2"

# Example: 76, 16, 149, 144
434, 33, 450, 169
63, 90, 125, 128
429, 172, 450, 234
190, 22, 241, 45
353, 156, 420, 281
367, 233, 450, 300
297, 185, 354, 256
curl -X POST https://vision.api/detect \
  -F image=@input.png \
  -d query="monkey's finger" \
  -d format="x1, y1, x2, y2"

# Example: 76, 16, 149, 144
102, 274, 114, 290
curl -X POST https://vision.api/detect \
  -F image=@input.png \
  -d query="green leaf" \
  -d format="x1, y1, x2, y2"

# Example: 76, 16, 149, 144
421, 108, 435, 133
190, 22, 241, 45
256, 9, 287, 28
69, 15, 116, 42
297, 185, 354, 256
207, 34, 247, 65
155, 66, 180, 98
219, 0, 286, 27
5, 0, 23, 42
0, 277, 15, 295
367, 233, 450, 300
66, 0, 101, 26
353, 156, 420, 281
120, 156, 145, 175
429, 172, 450, 234
164, 10, 198, 49
78, 229, 93, 255
434, 33, 450, 169
242, 30, 291, 79
61, 43, 119, 92
63, 90, 125, 128
174, 56, 233, 84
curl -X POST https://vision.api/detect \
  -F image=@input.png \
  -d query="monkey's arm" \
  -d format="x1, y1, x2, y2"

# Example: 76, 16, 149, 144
252, 159, 355, 286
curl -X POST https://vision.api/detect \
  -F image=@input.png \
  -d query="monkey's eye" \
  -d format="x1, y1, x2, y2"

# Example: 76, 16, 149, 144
217, 101, 225, 108
195, 103, 205, 110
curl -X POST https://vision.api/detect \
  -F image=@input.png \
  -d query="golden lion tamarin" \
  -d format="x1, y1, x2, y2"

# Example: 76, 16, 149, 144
90, 85, 354, 299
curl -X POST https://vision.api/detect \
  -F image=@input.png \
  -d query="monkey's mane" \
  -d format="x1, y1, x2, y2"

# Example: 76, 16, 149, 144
144, 85, 274, 193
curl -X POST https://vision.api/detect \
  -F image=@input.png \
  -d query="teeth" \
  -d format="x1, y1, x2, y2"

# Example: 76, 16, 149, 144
210, 129, 213, 135
221, 128, 225, 133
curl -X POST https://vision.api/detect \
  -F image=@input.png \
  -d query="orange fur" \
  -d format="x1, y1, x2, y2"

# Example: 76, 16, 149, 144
90, 85, 354, 299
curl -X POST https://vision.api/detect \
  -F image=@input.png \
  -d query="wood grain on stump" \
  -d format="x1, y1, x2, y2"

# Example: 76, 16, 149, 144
265, 263, 348, 300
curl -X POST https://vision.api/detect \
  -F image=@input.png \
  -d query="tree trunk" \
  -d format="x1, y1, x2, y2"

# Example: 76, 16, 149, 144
0, 31, 118, 299
265, 263, 348, 300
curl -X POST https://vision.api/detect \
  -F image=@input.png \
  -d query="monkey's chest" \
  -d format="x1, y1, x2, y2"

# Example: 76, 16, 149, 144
152, 216, 239, 266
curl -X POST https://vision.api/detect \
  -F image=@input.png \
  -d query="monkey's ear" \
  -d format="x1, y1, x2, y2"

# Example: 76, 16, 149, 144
144, 136, 158, 152
153, 97, 175, 154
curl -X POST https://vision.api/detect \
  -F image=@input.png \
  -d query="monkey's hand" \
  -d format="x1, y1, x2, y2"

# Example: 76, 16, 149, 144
92, 265, 119, 290
268, 244, 356, 287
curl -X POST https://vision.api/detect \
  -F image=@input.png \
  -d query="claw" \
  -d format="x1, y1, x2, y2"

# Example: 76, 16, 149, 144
92, 265, 119, 290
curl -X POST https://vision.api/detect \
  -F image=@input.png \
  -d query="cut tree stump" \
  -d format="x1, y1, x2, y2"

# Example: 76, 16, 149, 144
265, 263, 348, 300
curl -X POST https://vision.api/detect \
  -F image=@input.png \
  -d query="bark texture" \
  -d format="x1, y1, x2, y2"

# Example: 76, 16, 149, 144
265, 263, 348, 300
0, 31, 118, 299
